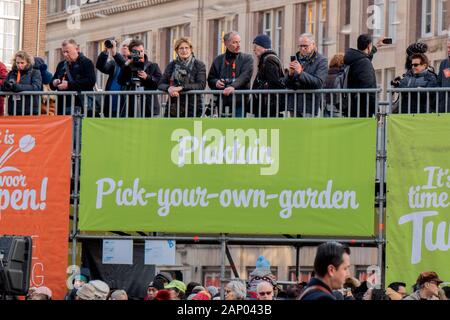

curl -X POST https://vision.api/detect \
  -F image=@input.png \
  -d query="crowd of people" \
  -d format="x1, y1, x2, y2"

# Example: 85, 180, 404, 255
22, 242, 449, 301
2, 32, 450, 117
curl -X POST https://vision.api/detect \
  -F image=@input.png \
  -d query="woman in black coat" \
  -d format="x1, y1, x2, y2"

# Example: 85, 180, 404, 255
2, 51, 42, 115
158, 37, 206, 117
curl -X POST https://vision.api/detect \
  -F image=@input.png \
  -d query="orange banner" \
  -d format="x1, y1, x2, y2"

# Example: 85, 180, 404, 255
0, 116, 72, 300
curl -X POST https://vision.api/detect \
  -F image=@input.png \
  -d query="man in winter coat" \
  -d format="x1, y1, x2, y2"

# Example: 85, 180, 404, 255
96, 38, 131, 116
344, 34, 382, 117
208, 31, 253, 117
286, 33, 328, 117
115, 39, 162, 117
50, 39, 96, 115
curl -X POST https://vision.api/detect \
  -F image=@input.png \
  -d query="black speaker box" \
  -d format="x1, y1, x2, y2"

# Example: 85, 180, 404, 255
0, 236, 33, 296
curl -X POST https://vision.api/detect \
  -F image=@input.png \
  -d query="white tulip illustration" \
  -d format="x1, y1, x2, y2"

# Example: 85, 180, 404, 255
0, 134, 36, 173
19, 135, 36, 153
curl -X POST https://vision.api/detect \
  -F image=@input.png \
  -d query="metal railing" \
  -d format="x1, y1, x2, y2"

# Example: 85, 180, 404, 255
2, 87, 449, 292
0, 89, 382, 118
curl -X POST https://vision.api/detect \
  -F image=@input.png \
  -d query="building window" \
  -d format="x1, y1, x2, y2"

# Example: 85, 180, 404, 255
123, 32, 148, 49
318, 0, 328, 54
305, 2, 315, 35
259, 9, 283, 56
202, 267, 232, 288
438, 0, 449, 35
163, 24, 190, 64
288, 266, 313, 283
0, 0, 21, 66
388, 0, 398, 43
421, 0, 433, 37
372, 0, 385, 42
384, 68, 396, 99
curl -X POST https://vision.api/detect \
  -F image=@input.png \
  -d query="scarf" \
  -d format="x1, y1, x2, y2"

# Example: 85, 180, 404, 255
172, 54, 195, 86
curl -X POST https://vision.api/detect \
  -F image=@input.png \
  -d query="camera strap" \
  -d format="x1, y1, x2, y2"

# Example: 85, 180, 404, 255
64, 61, 74, 83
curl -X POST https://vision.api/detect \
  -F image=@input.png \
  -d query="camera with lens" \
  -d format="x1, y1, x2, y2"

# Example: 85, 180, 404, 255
104, 39, 115, 49
222, 78, 234, 87
127, 49, 145, 84
391, 76, 403, 88
3, 79, 16, 91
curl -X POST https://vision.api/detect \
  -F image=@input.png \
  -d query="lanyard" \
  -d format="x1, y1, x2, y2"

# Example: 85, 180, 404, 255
16, 70, 21, 83
225, 59, 236, 80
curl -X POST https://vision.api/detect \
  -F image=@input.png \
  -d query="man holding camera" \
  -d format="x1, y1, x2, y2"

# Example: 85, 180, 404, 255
207, 31, 253, 117
50, 39, 96, 115
285, 33, 328, 117
96, 38, 131, 116
114, 39, 162, 117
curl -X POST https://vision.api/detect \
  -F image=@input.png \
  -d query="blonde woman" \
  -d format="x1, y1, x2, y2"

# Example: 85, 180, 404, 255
2, 51, 42, 115
158, 37, 206, 117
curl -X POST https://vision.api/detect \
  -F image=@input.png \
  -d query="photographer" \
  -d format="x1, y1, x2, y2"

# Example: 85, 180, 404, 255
207, 31, 253, 117
2, 51, 42, 115
396, 53, 438, 114
286, 33, 328, 117
50, 39, 96, 115
96, 38, 131, 116
158, 37, 206, 117
115, 39, 162, 117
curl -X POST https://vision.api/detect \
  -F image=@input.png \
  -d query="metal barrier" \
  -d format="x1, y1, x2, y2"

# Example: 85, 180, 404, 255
1, 89, 381, 118
3, 87, 449, 293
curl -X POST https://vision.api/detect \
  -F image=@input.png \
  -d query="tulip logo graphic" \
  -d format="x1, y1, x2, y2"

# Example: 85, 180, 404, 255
0, 135, 36, 174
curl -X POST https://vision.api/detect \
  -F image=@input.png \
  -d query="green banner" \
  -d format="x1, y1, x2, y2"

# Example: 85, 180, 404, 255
79, 118, 376, 235
387, 114, 450, 289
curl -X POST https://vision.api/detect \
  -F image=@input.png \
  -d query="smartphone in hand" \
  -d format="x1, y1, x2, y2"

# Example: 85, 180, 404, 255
382, 38, 393, 45
290, 55, 297, 62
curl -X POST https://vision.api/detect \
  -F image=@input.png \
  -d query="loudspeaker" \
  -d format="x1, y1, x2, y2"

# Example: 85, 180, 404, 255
0, 236, 33, 296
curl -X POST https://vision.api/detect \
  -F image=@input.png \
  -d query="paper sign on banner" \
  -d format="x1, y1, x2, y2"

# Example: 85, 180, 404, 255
102, 239, 133, 265
144, 240, 176, 265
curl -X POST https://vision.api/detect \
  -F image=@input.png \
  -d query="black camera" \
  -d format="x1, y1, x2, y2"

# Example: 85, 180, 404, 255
391, 76, 403, 88
104, 39, 115, 49
3, 80, 16, 91
128, 49, 141, 64
222, 78, 234, 87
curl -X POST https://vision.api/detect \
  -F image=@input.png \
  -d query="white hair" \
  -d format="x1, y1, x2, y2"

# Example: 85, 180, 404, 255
223, 31, 240, 44
226, 280, 246, 300
121, 38, 133, 48
299, 33, 316, 44
256, 281, 273, 293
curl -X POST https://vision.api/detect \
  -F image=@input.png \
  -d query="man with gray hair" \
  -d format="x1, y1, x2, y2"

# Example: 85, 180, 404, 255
286, 33, 328, 117
208, 31, 254, 117
50, 38, 96, 114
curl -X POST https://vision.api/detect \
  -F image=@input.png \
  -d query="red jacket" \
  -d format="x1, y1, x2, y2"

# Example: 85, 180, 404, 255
0, 62, 8, 115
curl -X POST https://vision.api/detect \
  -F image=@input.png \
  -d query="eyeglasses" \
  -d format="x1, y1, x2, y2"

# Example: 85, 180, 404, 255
411, 63, 422, 67
298, 44, 310, 49
258, 291, 273, 296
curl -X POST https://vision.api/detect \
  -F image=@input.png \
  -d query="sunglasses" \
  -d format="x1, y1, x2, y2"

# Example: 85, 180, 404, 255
411, 63, 422, 67
258, 291, 273, 296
